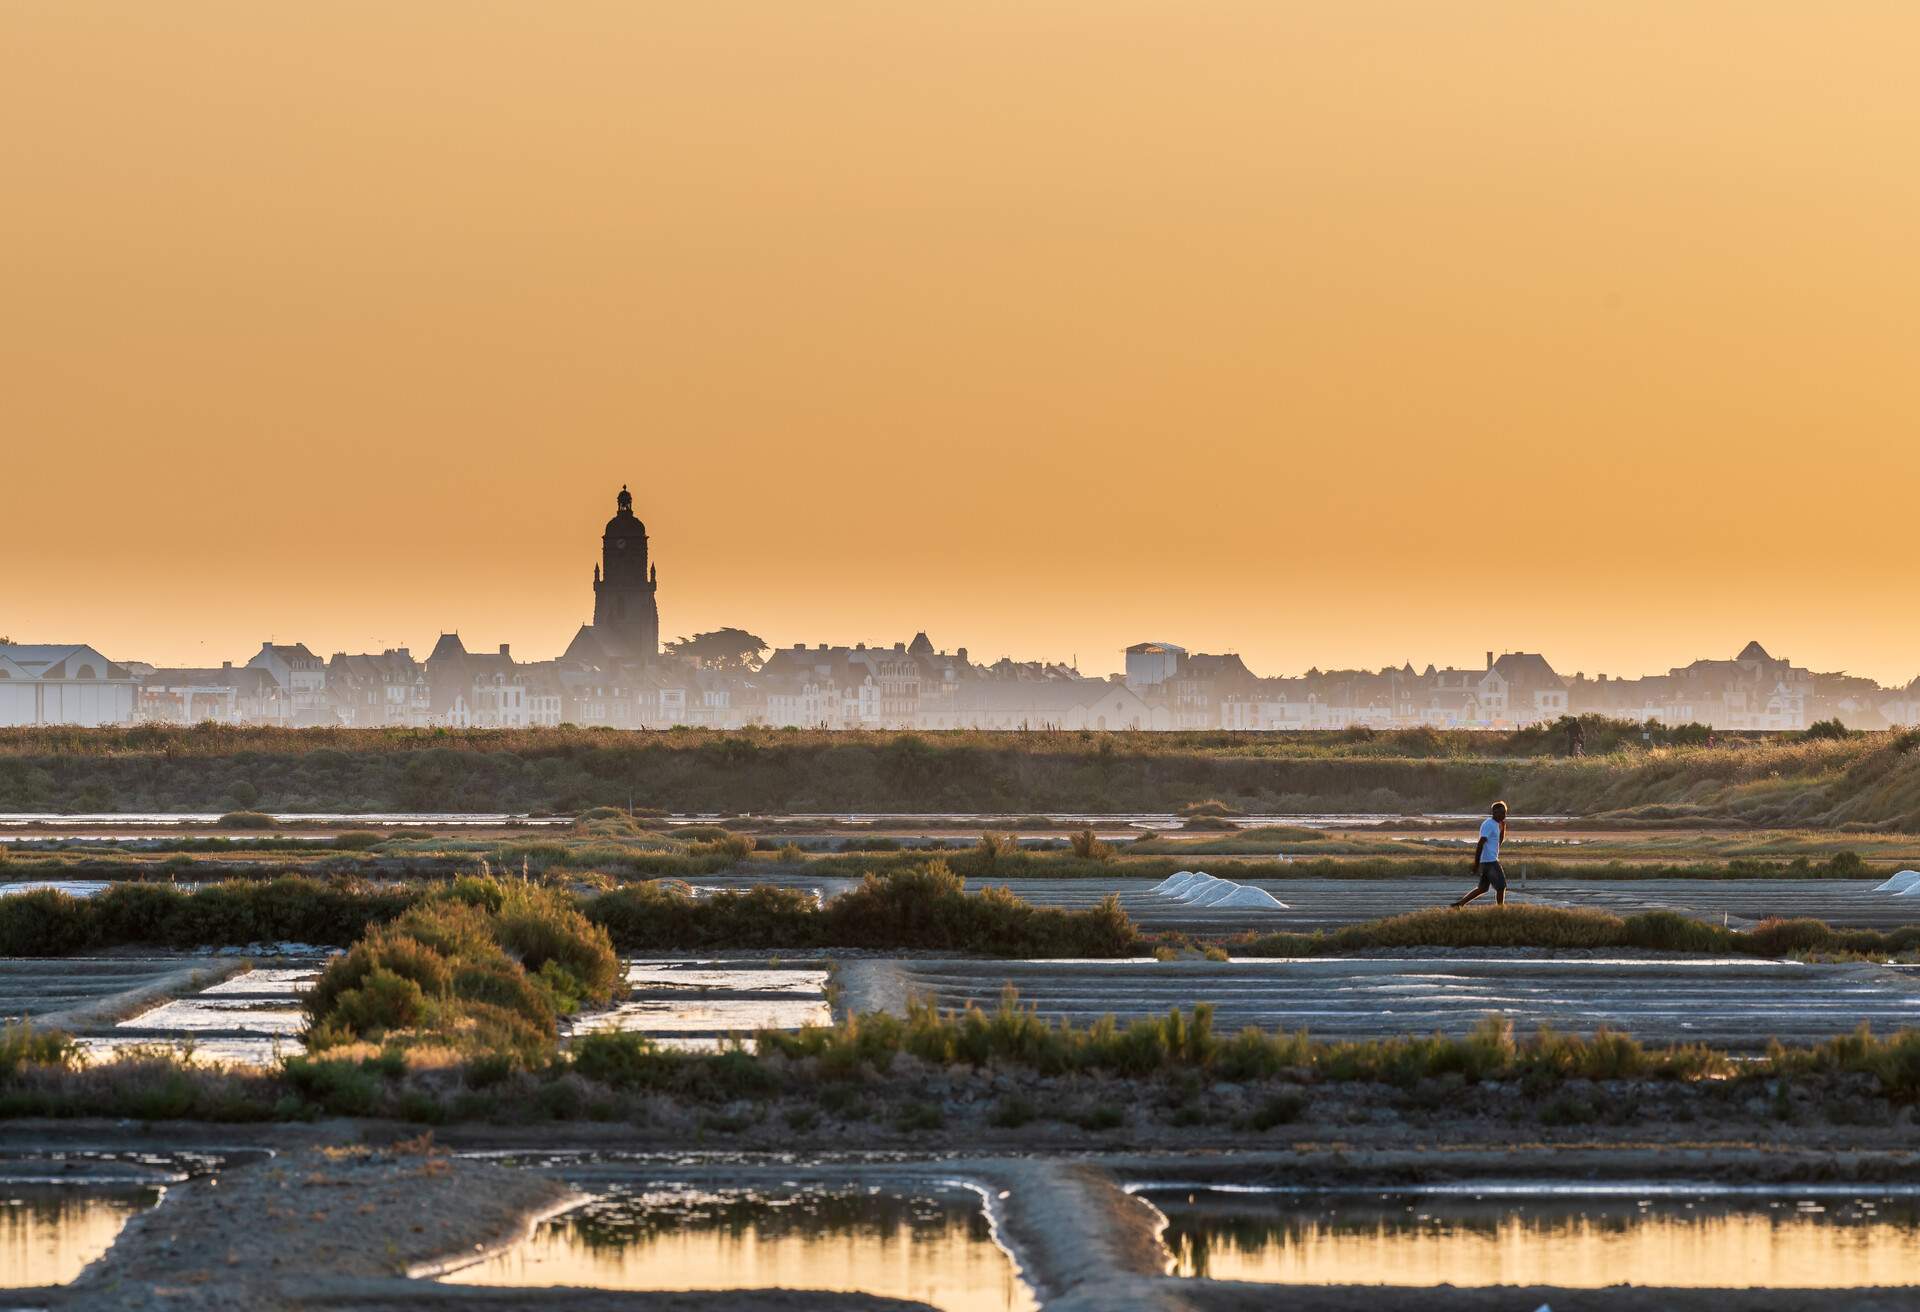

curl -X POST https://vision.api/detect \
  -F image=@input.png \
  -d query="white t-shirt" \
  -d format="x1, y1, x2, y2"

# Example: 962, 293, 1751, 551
1478, 817, 1502, 863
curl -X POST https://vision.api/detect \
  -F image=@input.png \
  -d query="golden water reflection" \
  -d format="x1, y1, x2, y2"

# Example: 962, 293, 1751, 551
0, 1186, 159, 1287
1158, 1192, 1920, 1288
443, 1185, 1035, 1312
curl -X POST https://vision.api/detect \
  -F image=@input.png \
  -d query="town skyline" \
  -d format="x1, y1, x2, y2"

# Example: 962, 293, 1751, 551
5, 485, 1917, 734
9, 490, 1915, 691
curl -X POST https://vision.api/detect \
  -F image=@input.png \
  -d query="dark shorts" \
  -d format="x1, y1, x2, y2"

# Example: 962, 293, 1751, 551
1474, 861, 1506, 893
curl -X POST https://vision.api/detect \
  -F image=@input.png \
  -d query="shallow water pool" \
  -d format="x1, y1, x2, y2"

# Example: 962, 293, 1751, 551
0, 1184, 160, 1287
1148, 1187, 1920, 1288
440, 1182, 1036, 1311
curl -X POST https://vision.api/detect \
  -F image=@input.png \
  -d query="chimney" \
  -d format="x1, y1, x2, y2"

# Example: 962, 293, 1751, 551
499, 643, 511, 657
894, 641, 905, 652
957, 647, 968, 662
1486, 651, 1494, 671
221, 661, 232, 671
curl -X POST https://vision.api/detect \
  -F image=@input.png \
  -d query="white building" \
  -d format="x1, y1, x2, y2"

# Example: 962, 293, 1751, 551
0, 644, 140, 726
951, 678, 1152, 731
246, 642, 330, 725
1124, 641, 1185, 690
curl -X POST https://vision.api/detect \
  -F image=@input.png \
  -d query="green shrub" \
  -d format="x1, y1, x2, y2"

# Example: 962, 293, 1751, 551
571, 1031, 674, 1091
0, 889, 95, 955
327, 968, 435, 1037
492, 886, 621, 1007
990, 1094, 1037, 1128
217, 811, 278, 829
584, 862, 1136, 957
1621, 910, 1735, 954
1069, 828, 1115, 861
282, 1055, 384, 1116
894, 1102, 945, 1132
304, 878, 619, 1062
1248, 1092, 1306, 1129
0, 1023, 76, 1076
1746, 918, 1838, 956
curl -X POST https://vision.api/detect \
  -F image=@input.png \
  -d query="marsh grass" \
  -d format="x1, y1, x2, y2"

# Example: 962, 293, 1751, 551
758, 996, 1729, 1086
1234, 904, 1920, 959
6, 724, 1917, 830
14, 1002, 1920, 1123
587, 862, 1138, 956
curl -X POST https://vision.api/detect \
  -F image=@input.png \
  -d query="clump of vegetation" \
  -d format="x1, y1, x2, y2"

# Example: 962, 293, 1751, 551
587, 862, 1137, 956
760, 994, 1728, 1086
0, 877, 414, 955
305, 876, 622, 1063
330, 830, 385, 850
14, 997, 1920, 1124
1, 1023, 75, 1077
1235, 904, 1920, 959
1069, 827, 1116, 861
216, 811, 278, 829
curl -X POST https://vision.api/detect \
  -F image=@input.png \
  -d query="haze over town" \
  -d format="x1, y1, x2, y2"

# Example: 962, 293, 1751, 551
6, 485, 1916, 732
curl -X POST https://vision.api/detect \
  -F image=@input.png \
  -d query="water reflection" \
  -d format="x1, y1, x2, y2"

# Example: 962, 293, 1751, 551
0, 1185, 159, 1287
443, 1184, 1035, 1311
1153, 1190, 1920, 1288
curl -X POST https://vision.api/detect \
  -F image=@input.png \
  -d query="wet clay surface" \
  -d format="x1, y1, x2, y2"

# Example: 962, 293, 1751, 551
55, 1143, 576, 1311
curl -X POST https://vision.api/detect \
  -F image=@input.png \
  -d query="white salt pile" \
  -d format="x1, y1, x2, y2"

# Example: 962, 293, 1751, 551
1874, 870, 1920, 893
1146, 868, 1289, 910
1172, 874, 1226, 903
1210, 884, 1286, 909
1150, 871, 1202, 896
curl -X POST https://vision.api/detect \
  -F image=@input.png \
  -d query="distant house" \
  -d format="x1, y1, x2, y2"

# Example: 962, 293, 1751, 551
425, 634, 528, 728
0, 644, 140, 726
1167, 653, 1258, 729
326, 649, 430, 727
246, 642, 330, 725
1882, 678, 1920, 729
948, 677, 1151, 731
1220, 677, 1319, 730
1479, 652, 1568, 726
140, 663, 282, 723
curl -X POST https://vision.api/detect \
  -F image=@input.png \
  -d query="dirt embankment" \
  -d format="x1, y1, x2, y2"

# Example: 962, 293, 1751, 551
59, 1142, 934, 1311
59, 1141, 576, 1311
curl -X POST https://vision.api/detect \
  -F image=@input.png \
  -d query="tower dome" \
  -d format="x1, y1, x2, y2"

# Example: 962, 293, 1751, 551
605, 484, 646, 538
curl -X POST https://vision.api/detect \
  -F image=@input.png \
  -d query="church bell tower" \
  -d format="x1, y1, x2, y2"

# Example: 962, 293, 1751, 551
591, 484, 660, 659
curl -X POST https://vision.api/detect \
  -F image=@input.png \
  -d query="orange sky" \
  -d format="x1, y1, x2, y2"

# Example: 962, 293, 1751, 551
5, 4, 1917, 682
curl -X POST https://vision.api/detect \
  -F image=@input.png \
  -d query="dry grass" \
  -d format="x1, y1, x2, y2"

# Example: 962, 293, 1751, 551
3, 724, 1915, 828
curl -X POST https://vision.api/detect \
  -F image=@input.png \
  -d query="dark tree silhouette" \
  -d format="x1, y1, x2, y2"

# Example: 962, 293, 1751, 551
664, 628, 769, 671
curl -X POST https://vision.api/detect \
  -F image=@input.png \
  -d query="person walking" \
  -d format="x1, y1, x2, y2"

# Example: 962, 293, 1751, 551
1452, 801, 1509, 907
